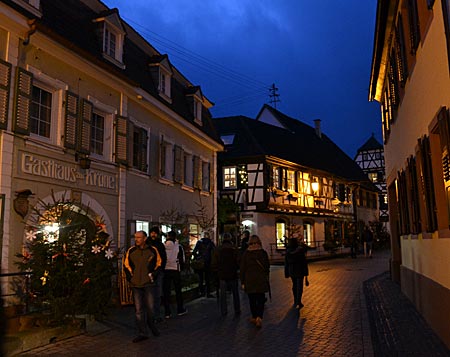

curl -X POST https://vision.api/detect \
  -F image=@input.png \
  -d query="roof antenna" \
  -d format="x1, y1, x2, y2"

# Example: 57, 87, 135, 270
269, 83, 280, 109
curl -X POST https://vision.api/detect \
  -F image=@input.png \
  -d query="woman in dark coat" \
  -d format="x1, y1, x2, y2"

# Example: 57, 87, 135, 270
284, 238, 309, 309
240, 235, 270, 328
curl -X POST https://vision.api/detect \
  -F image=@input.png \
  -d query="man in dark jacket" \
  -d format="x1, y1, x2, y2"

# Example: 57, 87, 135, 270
212, 233, 241, 316
284, 238, 309, 309
192, 232, 215, 297
146, 226, 167, 322
123, 230, 161, 342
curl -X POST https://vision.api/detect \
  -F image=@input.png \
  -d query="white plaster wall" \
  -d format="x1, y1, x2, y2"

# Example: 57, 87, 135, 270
401, 237, 450, 289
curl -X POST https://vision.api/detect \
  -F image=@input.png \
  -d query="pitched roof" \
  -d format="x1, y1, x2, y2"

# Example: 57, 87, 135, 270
214, 106, 370, 182
33, 0, 221, 143
357, 133, 383, 153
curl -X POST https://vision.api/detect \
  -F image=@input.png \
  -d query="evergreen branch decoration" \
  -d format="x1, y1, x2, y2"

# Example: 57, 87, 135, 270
15, 192, 117, 322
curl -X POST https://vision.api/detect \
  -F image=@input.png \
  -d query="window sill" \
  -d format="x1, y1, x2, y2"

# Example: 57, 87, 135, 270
159, 177, 174, 186
158, 91, 173, 104
200, 190, 210, 196
102, 54, 126, 69
182, 184, 194, 192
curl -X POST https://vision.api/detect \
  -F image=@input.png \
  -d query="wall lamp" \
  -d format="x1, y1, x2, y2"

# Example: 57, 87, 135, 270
75, 153, 91, 170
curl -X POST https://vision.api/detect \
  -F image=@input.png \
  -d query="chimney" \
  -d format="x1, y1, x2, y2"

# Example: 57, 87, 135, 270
314, 119, 322, 138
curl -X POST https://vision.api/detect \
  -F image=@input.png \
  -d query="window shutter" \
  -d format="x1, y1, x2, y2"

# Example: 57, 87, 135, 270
64, 91, 79, 149
0, 59, 12, 130
139, 127, 148, 172
203, 162, 211, 192
78, 99, 92, 154
174, 145, 183, 183
417, 136, 437, 232
160, 137, 166, 177
13, 67, 33, 135
193, 155, 201, 189
437, 107, 450, 227
115, 115, 128, 165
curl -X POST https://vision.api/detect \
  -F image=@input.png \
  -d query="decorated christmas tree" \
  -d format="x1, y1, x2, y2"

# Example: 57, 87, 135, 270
15, 194, 118, 322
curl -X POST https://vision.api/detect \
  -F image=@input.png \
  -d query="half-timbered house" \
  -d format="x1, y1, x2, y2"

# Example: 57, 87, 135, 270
214, 105, 378, 262
354, 134, 389, 228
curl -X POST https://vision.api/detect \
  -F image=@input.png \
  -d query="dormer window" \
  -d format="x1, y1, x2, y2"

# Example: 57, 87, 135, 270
11, 0, 42, 17
149, 55, 173, 103
186, 86, 203, 125
94, 11, 126, 69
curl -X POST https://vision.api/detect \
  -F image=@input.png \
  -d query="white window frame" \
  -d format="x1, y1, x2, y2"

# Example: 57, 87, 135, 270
87, 96, 115, 162
97, 18, 125, 69
159, 68, 172, 101
193, 96, 202, 125
27, 66, 67, 146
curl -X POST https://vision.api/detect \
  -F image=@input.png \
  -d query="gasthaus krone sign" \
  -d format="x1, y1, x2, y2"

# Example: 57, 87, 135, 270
19, 152, 117, 192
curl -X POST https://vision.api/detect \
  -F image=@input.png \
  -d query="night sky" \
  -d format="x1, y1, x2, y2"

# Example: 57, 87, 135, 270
102, 0, 381, 157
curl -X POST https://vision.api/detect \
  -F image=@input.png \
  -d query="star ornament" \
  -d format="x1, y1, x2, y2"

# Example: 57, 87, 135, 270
91, 245, 101, 254
105, 249, 114, 259
25, 230, 37, 242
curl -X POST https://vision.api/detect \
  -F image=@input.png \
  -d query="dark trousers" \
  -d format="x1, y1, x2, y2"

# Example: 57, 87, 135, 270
197, 268, 212, 295
291, 276, 304, 305
219, 279, 240, 315
163, 270, 184, 315
132, 286, 156, 336
247, 293, 266, 319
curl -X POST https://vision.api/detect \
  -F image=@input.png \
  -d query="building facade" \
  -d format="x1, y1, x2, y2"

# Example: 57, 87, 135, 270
214, 105, 378, 262
354, 134, 389, 228
0, 0, 222, 302
369, 0, 450, 347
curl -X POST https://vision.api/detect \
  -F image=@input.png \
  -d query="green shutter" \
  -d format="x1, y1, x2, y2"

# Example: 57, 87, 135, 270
174, 145, 183, 183
0, 59, 12, 130
193, 155, 201, 189
64, 91, 79, 149
78, 99, 92, 154
13, 67, 33, 135
115, 115, 128, 165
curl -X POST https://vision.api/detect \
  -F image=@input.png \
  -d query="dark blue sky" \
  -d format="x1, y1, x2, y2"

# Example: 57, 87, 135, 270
102, 0, 381, 157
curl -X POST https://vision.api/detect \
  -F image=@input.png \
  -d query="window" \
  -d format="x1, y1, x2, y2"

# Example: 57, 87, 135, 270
132, 125, 148, 172
184, 152, 193, 188
202, 161, 210, 192
160, 138, 173, 181
95, 13, 126, 68
303, 222, 314, 246
193, 98, 202, 124
30, 85, 52, 138
287, 170, 296, 191
149, 56, 172, 102
159, 69, 171, 99
368, 172, 378, 182
443, 1, 450, 71
272, 166, 280, 189
223, 167, 237, 189
238, 165, 248, 188
276, 219, 286, 249
407, 0, 421, 54
221, 134, 235, 146
91, 112, 104, 156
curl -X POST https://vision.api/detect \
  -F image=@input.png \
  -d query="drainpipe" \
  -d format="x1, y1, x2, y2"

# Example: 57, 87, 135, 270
23, 19, 37, 46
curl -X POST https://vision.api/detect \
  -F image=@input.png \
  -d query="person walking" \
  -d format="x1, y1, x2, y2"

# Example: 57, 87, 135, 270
284, 238, 309, 310
240, 234, 270, 328
212, 233, 241, 316
123, 230, 161, 342
240, 230, 250, 253
163, 231, 188, 318
192, 232, 215, 297
364, 225, 374, 258
146, 226, 167, 323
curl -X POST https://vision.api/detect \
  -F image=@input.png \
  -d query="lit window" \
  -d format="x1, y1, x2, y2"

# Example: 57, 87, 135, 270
276, 220, 286, 249
287, 170, 296, 191
303, 222, 314, 246
273, 167, 280, 189
368, 172, 378, 182
223, 167, 237, 188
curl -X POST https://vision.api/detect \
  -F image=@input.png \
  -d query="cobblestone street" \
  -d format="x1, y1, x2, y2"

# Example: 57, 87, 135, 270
18, 251, 449, 357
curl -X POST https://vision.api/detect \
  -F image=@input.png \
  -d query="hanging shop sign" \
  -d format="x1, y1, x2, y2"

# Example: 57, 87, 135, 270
19, 152, 117, 192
